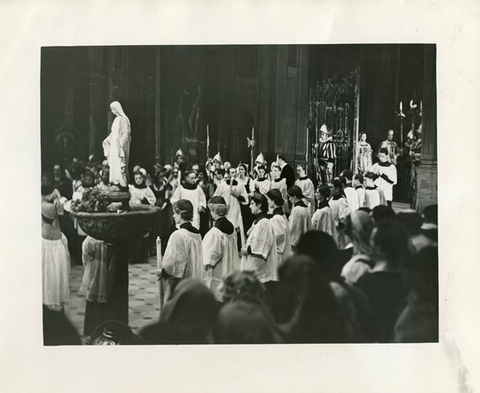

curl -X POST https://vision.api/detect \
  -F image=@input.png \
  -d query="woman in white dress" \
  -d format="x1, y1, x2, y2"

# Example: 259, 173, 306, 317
102, 101, 131, 187
42, 202, 70, 312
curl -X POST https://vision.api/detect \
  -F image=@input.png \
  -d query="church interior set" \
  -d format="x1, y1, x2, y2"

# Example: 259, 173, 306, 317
41, 44, 438, 345
42, 44, 436, 210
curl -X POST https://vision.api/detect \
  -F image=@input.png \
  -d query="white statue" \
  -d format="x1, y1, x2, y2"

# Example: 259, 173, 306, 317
102, 101, 131, 187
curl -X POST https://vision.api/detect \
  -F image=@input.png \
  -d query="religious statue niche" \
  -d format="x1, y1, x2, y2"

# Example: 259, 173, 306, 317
306, 68, 360, 185
175, 84, 202, 141
54, 125, 79, 164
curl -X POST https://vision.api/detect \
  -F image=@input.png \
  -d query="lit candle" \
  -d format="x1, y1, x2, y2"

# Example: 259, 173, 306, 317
156, 237, 162, 270
420, 100, 423, 113
400, 101, 403, 112
251, 127, 254, 142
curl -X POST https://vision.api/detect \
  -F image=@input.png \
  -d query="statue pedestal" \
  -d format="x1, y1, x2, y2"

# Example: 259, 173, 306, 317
72, 204, 161, 328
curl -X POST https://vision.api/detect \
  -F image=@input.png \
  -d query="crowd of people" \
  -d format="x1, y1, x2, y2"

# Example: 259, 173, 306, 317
41, 145, 438, 345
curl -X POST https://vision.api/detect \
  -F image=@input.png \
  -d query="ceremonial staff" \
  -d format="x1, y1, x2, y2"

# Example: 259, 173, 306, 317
206, 124, 210, 160
305, 126, 309, 176
247, 127, 255, 177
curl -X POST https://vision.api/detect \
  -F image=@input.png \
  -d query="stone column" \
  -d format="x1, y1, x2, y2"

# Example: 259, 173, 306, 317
415, 45, 437, 211
87, 47, 107, 158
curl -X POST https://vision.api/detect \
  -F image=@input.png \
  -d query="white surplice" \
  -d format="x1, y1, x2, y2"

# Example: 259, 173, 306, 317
202, 226, 240, 301
241, 216, 278, 283
270, 212, 292, 268
289, 203, 313, 248
213, 180, 248, 229
162, 227, 203, 280
171, 184, 207, 230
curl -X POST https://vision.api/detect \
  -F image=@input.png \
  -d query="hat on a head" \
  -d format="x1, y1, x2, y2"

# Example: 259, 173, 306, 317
208, 196, 228, 216
213, 152, 223, 164
255, 153, 265, 165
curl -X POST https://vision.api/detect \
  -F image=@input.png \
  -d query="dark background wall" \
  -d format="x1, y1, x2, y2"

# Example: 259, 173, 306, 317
41, 44, 430, 178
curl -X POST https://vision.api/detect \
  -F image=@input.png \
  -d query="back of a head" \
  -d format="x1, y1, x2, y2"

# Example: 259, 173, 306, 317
341, 169, 353, 181
214, 301, 280, 344
371, 205, 396, 223
173, 199, 194, 222
219, 271, 266, 304
423, 204, 438, 225
331, 178, 343, 191
372, 219, 409, 266
274, 254, 342, 343
397, 210, 424, 235
296, 231, 339, 280
160, 279, 218, 343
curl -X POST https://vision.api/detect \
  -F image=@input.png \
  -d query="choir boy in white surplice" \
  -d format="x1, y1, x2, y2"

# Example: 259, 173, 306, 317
213, 168, 249, 230
294, 164, 316, 217
329, 178, 350, 249
266, 189, 292, 269
353, 173, 366, 208
241, 193, 278, 286
159, 199, 203, 306
251, 165, 271, 196
311, 184, 337, 239
340, 169, 359, 213
202, 196, 240, 301
287, 185, 313, 250
369, 148, 397, 208
364, 172, 387, 210
170, 170, 207, 230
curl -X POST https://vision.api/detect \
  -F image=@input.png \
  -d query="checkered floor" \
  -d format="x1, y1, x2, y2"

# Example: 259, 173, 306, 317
65, 257, 160, 340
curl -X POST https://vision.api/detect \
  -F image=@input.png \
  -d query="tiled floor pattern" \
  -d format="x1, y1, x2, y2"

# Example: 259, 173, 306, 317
65, 256, 160, 339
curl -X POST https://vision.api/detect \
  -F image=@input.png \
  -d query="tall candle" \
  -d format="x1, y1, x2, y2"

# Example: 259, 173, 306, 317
156, 237, 162, 270
400, 101, 403, 112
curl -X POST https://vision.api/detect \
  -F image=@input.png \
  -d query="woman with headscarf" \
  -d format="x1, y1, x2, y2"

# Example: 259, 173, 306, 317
158, 199, 204, 307
272, 254, 344, 343
102, 101, 131, 187
202, 196, 240, 301
140, 279, 218, 344
341, 210, 375, 286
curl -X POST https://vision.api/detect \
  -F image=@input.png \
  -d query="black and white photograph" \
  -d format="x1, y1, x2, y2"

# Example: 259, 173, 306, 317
40, 44, 438, 346
1, 1, 480, 392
